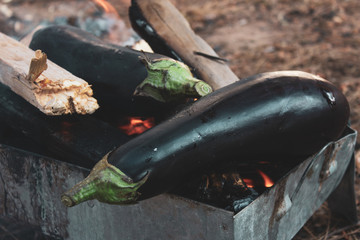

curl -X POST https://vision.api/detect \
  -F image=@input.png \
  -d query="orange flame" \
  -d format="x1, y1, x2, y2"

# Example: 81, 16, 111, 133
257, 170, 274, 188
243, 178, 254, 188
118, 117, 155, 136
93, 0, 118, 15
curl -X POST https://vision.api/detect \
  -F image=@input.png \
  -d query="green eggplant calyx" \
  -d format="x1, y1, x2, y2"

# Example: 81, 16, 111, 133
134, 58, 213, 102
61, 153, 148, 207
194, 80, 212, 96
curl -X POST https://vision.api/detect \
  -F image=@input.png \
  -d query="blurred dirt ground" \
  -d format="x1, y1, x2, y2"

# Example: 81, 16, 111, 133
1, 0, 360, 239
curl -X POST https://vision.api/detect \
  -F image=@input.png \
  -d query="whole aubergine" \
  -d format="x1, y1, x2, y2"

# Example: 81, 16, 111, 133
29, 25, 212, 117
61, 71, 350, 207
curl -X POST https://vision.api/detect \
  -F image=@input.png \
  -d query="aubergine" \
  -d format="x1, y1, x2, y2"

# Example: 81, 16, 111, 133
28, 25, 211, 117
61, 71, 350, 207
129, 1, 182, 61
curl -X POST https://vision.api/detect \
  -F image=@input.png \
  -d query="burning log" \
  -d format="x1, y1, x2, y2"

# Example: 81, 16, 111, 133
171, 158, 300, 213
29, 25, 212, 113
173, 169, 260, 213
0, 82, 129, 168
129, 0, 239, 90
62, 71, 350, 207
0, 32, 99, 115
118, 116, 155, 136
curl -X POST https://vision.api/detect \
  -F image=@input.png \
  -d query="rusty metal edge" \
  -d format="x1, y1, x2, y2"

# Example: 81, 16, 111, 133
0, 127, 356, 240
233, 126, 357, 240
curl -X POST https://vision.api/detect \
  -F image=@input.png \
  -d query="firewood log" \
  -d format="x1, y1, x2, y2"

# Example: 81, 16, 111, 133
0, 82, 129, 168
129, 0, 239, 90
0, 32, 99, 116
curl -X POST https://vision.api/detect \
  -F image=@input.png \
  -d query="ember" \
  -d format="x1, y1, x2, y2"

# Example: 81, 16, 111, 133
93, 0, 118, 15
242, 178, 255, 188
118, 117, 155, 136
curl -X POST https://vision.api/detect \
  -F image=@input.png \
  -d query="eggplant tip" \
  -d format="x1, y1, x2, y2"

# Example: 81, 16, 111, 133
194, 81, 213, 96
61, 195, 75, 207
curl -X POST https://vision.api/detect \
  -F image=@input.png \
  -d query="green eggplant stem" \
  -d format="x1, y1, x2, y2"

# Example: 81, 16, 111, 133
61, 153, 148, 207
134, 58, 213, 102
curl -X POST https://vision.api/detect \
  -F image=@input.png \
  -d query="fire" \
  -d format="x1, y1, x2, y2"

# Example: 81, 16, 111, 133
243, 178, 255, 188
93, 0, 118, 15
257, 170, 274, 188
118, 117, 155, 136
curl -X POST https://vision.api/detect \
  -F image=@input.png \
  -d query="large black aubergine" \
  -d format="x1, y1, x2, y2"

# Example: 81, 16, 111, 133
62, 71, 349, 206
29, 25, 177, 117
110, 71, 349, 199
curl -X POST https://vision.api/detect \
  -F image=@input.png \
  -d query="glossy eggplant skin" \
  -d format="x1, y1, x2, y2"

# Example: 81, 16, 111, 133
129, 0, 183, 61
29, 25, 176, 116
107, 71, 350, 199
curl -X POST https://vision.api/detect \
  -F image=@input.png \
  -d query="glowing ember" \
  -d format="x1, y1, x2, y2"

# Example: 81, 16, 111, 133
118, 117, 155, 136
243, 178, 255, 188
93, 0, 118, 15
257, 170, 274, 188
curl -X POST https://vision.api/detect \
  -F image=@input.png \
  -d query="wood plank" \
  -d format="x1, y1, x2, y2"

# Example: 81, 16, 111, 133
130, 0, 239, 90
0, 32, 99, 115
